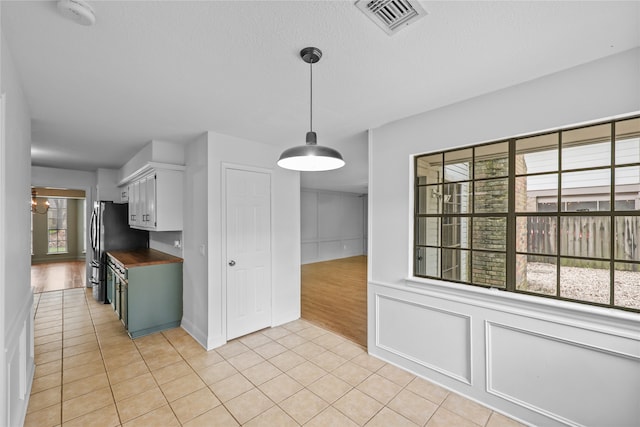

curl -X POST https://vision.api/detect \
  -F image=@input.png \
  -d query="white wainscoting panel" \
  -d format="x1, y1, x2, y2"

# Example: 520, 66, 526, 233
5, 293, 34, 427
376, 294, 472, 384
486, 321, 640, 427
368, 279, 640, 427
318, 240, 342, 260
342, 238, 364, 256
301, 190, 318, 241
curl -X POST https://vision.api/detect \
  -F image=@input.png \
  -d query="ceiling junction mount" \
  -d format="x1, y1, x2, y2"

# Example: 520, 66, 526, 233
57, 0, 96, 26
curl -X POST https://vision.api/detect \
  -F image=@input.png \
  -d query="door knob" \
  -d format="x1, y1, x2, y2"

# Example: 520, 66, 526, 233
228, 260, 236, 266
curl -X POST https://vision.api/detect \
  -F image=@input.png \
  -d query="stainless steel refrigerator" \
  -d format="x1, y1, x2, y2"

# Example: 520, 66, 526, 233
89, 201, 148, 303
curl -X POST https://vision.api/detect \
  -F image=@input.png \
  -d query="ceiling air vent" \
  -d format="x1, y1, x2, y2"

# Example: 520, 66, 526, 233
356, 0, 427, 35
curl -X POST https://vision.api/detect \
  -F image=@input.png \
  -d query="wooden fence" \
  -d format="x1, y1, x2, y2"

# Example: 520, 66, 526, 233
526, 215, 639, 269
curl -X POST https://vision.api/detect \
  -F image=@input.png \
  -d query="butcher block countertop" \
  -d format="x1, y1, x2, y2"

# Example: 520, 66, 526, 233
107, 248, 183, 269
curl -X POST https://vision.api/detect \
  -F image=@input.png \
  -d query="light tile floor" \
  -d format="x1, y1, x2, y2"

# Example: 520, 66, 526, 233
26, 288, 525, 426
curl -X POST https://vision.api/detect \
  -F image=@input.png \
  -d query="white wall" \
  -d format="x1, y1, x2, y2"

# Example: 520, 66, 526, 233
149, 231, 182, 258
181, 134, 209, 347
77, 198, 85, 253
368, 48, 640, 426
1, 30, 35, 427
32, 166, 97, 192
96, 168, 120, 202
205, 131, 300, 349
118, 139, 185, 183
301, 188, 366, 264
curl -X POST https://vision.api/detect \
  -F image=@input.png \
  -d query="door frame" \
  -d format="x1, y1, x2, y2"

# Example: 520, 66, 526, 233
220, 162, 274, 341
1, 92, 7, 427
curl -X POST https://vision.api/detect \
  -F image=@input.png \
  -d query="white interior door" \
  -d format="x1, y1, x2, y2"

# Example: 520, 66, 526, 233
226, 167, 272, 340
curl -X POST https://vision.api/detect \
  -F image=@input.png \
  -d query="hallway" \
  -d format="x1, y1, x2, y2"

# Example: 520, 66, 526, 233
301, 256, 367, 348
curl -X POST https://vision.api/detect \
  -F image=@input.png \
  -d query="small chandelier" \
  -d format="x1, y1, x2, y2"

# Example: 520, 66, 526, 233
31, 189, 50, 214
277, 47, 345, 172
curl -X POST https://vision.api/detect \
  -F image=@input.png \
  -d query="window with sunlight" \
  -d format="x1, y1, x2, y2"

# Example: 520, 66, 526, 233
47, 198, 68, 254
414, 115, 640, 312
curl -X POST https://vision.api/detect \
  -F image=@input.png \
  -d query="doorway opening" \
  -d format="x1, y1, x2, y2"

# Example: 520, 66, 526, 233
31, 187, 86, 293
301, 255, 367, 348
299, 190, 368, 348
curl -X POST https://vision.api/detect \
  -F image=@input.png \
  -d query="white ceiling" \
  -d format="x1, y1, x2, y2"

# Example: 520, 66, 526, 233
2, 1, 639, 193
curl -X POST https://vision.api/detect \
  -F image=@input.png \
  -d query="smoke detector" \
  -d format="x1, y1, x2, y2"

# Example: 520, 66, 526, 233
356, 0, 427, 35
57, 0, 96, 26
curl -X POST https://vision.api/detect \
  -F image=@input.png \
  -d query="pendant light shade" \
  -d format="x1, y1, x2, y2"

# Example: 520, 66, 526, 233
277, 47, 345, 172
277, 139, 345, 171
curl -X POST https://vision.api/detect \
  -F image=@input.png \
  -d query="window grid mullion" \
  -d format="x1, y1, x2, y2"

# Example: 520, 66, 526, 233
470, 147, 475, 282
556, 131, 562, 298
610, 122, 616, 307
506, 139, 516, 292
413, 114, 639, 312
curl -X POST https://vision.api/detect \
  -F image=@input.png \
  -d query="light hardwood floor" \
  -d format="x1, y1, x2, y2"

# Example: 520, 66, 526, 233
301, 256, 367, 348
31, 260, 86, 293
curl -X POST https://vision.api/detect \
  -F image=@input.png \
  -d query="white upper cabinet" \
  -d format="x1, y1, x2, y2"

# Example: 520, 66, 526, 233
117, 141, 185, 231
143, 173, 156, 227
128, 180, 141, 227
121, 165, 184, 231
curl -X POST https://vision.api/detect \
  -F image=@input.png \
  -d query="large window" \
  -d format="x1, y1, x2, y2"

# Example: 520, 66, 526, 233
415, 116, 640, 312
47, 198, 68, 254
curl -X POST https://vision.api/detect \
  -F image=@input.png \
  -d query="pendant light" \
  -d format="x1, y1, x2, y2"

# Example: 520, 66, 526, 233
277, 47, 345, 171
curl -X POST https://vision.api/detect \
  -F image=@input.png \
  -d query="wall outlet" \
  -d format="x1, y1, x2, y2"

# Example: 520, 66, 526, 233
174, 240, 181, 248
199, 244, 206, 256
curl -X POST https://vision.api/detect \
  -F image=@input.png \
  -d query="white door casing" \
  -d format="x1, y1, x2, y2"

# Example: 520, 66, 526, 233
225, 166, 272, 340
0, 93, 7, 427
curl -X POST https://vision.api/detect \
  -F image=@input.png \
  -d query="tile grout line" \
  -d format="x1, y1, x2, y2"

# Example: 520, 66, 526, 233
219, 328, 323, 425
268, 328, 365, 425
38, 291, 64, 425
131, 328, 183, 425
59, 289, 118, 425
60, 291, 65, 426
34, 291, 61, 423
165, 329, 258, 426
169, 333, 248, 425
158, 330, 205, 425
85, 289, 125, 426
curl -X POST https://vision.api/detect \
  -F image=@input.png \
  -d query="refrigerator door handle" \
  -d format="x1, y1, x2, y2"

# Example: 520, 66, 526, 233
90, 208, 98, 251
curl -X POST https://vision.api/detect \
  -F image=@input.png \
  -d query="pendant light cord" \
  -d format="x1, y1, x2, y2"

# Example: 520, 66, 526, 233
309, 60, 313, 133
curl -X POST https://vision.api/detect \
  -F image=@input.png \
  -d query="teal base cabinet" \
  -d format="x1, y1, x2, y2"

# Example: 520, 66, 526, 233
126, 262, 183, 339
